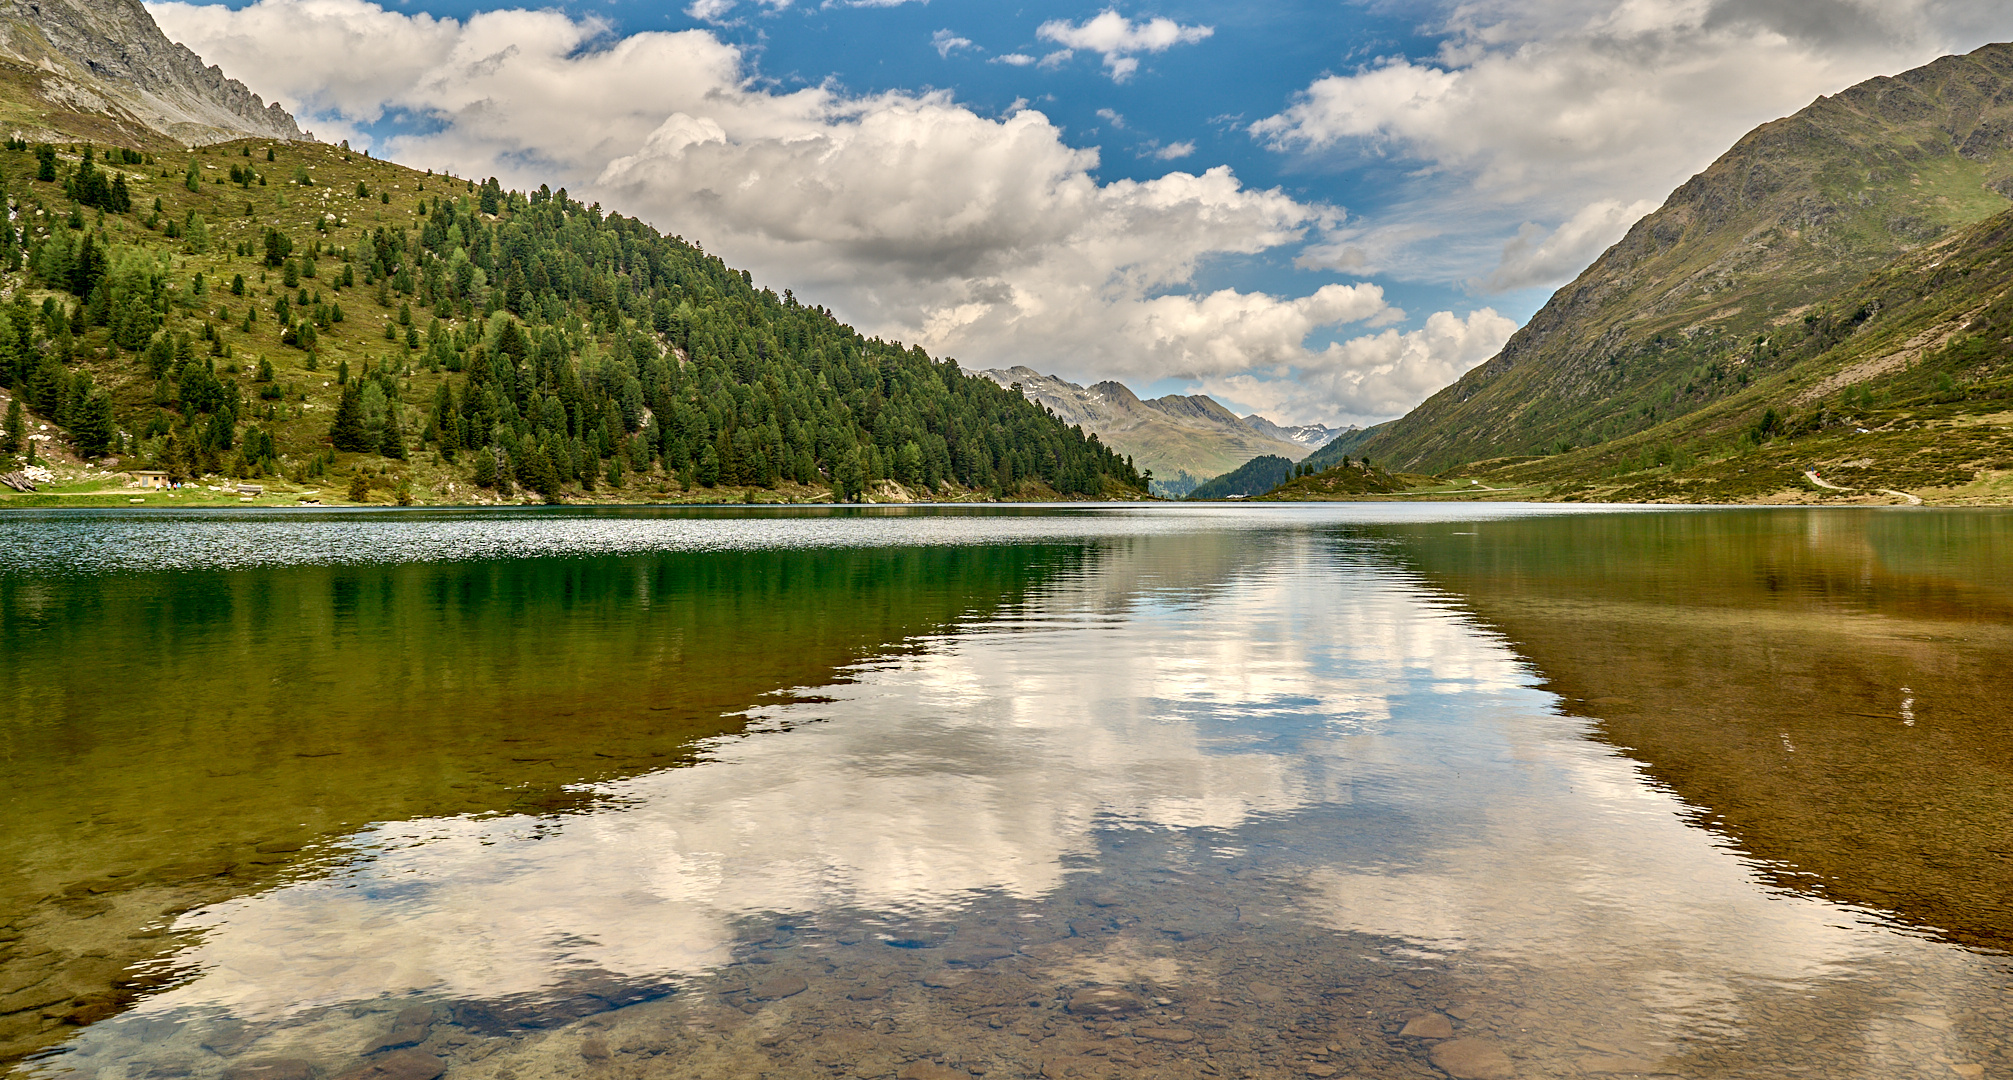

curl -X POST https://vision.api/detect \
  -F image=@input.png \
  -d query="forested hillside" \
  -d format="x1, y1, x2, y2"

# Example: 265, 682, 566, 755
1185, 455, 1293, 500
0, 137, 1143, 504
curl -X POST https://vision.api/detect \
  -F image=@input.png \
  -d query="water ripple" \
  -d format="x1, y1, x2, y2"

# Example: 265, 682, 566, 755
0, 502, 1672, 575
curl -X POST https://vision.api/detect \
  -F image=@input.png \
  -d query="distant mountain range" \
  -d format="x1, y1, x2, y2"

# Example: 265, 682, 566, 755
0, 0, 302, 146
1238, 412, 1349, 451
967, 366, 1351, 490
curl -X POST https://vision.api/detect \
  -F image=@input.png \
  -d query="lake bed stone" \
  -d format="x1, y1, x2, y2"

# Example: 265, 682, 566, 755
896, 1062, 970, 1080
752, 976, 808, 1000
1430, 1038, 1514, 1079
1400, 1013, 1456, 1039
945, 945, 1016, 967
334, 1050, 446, 1080
222, 1059, 316, 1080
1577, 1053, 1659, 1074
1067, 988, 1146, 1017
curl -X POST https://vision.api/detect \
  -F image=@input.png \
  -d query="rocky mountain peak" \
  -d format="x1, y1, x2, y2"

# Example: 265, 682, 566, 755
963, 365, 1330, 483
0, 0, 302, 144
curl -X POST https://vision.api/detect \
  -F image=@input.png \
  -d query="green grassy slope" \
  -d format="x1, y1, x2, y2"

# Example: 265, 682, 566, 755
0, 134, 1145, 506
1261, 203, 2013, 506
1252, 458, 1410, 501
1438, 204, 2013, 504
1351, 41, 2013, 476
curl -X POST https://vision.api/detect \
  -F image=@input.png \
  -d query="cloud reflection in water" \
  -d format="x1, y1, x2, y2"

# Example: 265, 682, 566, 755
120, 525, 1990, 1056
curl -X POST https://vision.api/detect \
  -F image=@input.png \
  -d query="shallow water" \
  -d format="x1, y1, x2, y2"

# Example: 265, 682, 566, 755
3, 504, 2010, 1080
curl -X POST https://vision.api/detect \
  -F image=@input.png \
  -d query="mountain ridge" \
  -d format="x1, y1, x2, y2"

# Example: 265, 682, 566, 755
966, 364, 1345, 488
1240, 412, 1350, 450
0, 0, 301, 145
1349, 40, 2013, 474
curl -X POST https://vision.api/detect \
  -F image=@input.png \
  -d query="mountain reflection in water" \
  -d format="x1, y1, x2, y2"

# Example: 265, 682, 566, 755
1392, 509, 2013, 952
3, 505, 2010, 1080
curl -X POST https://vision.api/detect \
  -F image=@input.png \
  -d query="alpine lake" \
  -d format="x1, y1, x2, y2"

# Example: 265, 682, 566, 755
3, 503, 2012, 1080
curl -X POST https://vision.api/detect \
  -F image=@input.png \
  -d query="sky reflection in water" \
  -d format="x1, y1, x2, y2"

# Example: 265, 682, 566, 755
12, 505, 2012, 1080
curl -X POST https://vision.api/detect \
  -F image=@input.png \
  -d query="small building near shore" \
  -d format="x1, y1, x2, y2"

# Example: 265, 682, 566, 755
133, 471, 170, 490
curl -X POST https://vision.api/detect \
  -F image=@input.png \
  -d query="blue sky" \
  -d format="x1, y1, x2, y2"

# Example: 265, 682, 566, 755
153, 0, 2013, 425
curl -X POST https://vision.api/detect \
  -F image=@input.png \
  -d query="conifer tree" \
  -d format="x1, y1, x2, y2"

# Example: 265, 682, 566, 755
380, 403, 407, 459
328, 383, 371, 452
833, 446, 865, 503
432, 383, 461, 455
526, 440, 560, 495
696, 442, 720, 487
158, 431, 182, 478
347, 472, 368, 501
2, 396, 22, 454
73, 391, 115, 457
204, 406, 235, 452
263, 227, 292, 268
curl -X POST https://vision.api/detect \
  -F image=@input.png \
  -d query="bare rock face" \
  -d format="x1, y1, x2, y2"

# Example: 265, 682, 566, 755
0, 0, 303, 143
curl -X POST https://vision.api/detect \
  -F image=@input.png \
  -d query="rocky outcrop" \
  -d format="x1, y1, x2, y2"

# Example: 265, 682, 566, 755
0, 0, 302, 144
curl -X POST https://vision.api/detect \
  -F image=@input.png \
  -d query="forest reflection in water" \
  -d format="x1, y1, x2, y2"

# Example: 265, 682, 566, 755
3, 504, 2011, 1080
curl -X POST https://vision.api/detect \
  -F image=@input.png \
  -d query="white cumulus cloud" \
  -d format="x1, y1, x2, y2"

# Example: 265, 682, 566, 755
1036, 10, 1212, 81
148, 0, 1468, 426
1201, 308, 1518, 424
1121, 282, 1400, 377
682, 0, 794, 23
931, 29, 974, 58
1254, 0, 2013, 292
